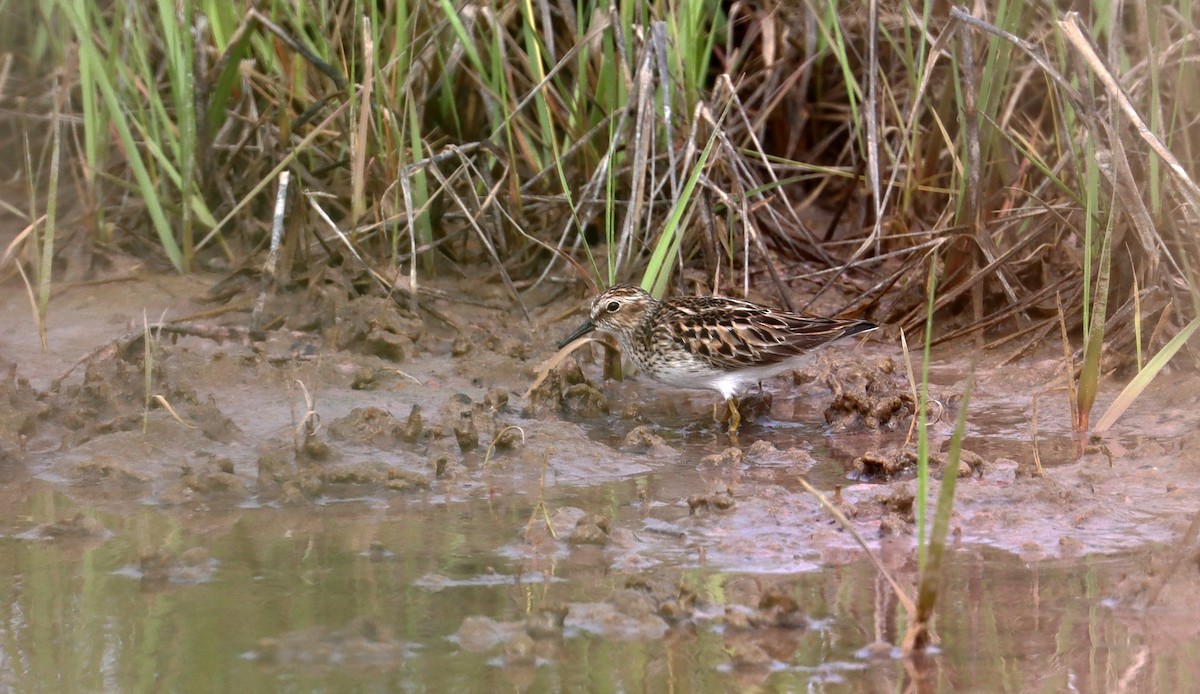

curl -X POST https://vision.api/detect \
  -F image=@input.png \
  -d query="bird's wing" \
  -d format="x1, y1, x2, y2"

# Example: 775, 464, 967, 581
664, 298, 874, 370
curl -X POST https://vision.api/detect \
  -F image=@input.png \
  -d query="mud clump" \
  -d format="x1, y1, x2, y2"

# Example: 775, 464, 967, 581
525, 358, 609, 419
187, 393, 241, 443
401, 405, 424, 442
487, 426, 524, 451
255, 434, 432, 502
721, 585, 809, 674
483, 332, 531, 361
74, 456, 153, 485
256, 394, 527, 501
480, 388, 506, 410
0, 363, 44, 447
438, 394, 480, 451
1011, 455, 1043, 478
568, 599, 669, 640
328, 406, 424, 447
733, 390, 773, 425
136, 546, 217, 587
872, 488, 916, 535
687, 491, 736, 514
853, 446, 985, 481
699, 447, 745, 468
456, 615, 529, 652
324, 296, 424, 362
437, 392, 524, 457
164, 457, 249, 500
620, 425, 675, 455
817, 356, 914, 431
854, 449, 911, 479
526, 604, 569, 639
22, 512, 107, 540
45, 350, 241, 448
569, 514, 611, 545
253, 618, 405, 670
521, 506, 587, 548
255, 440, 328, 502
562, 384, 609, 417
743, 440, 819, 473
724, 585, 808, 631
323, 461, 430, 491
49, 357, 147, 446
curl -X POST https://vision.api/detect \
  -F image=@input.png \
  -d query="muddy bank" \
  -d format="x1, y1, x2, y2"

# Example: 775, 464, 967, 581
0, 272, 1198, 690
3, 274, 1194, 558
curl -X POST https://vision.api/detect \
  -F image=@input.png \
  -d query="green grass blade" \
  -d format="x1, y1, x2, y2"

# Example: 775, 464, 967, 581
642, 104, 728, 297
916, 253, 939, 571
64, 0, 183, 271
1094, 316, 1200, 432
908, 374, 973, 652
1077, 200, 1115, 431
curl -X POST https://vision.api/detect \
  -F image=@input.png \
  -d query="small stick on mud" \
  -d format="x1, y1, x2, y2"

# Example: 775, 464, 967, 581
522, 453, 558, 541
291, 379, 321, 452
483, 426, 526, 467
795, 477, 916, 618
1030, 392, 1045, 476
152, 395, 196, 429
525, 337, 621, 399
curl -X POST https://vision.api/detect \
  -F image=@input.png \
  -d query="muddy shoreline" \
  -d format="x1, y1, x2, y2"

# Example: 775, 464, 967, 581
1, 272, 1198, 689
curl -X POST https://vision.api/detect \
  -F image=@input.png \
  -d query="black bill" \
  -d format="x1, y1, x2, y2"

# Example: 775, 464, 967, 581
556, 319, 597, 349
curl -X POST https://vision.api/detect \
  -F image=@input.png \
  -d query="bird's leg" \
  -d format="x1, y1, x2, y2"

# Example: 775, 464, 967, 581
726, 396, 742, 435
713, 399, 730, 425
712, 397, 742, 433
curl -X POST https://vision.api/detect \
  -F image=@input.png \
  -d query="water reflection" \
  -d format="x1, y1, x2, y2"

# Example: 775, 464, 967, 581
0, 484, 1195, 692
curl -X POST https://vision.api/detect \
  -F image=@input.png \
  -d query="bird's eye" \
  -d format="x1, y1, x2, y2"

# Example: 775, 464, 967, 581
606, 301, 620, 313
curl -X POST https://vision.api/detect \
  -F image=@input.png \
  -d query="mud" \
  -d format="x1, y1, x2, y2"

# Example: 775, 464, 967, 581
1, 271, 1199, 690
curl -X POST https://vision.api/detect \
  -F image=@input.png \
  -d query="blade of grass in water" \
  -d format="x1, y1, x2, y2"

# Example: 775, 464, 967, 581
906, 374, 973, 652
1094, 316, 1200, 432
916, 252, 938, 571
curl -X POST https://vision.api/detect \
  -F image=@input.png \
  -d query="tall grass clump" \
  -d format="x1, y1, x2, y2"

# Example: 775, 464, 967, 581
0, 1, 1194, 420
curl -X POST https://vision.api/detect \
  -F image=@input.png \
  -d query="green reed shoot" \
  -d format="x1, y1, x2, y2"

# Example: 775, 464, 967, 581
1076, 194, 1114, 433
61, 0, 185, 270
915, 252, 938, 571
37, 87, 61, 351
641, 104, 727, 299
906, 374, 973, 652
1094, 315, 1200, 432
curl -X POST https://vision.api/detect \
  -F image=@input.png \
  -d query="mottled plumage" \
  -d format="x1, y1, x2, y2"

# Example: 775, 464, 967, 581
558, 285, 878, 431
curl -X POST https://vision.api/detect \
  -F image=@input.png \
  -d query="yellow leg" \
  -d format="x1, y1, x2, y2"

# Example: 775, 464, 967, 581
726, 397, 741, 435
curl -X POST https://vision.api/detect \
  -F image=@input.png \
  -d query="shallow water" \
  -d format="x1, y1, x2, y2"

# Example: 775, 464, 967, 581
1, 482, 1197, 692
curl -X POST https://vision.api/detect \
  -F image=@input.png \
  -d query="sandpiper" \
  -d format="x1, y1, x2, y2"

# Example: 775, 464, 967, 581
557, 284, 878, 433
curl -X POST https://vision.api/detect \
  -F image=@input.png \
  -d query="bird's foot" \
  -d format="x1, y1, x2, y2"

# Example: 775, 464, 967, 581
713, 392, 771, 434
710, 393, 739, 432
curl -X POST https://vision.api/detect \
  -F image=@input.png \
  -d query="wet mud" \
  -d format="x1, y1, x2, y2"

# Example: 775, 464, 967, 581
1, 272, 1199, 690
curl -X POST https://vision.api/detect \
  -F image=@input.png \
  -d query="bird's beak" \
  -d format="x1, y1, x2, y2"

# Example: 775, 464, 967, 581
557, 319, 596, 349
